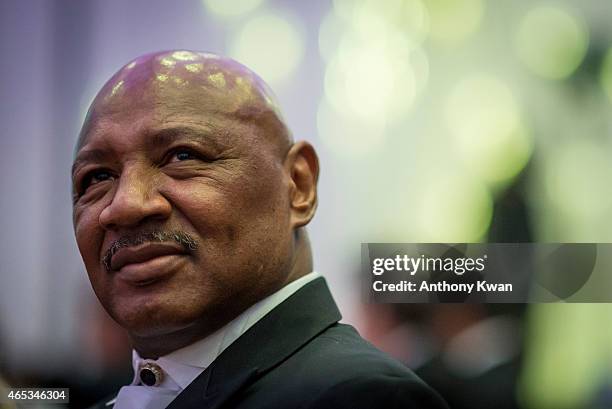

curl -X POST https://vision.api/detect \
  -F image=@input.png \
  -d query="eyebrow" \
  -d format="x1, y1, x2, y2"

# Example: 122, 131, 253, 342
145, 125, 229, 152
71, 125, 230, 178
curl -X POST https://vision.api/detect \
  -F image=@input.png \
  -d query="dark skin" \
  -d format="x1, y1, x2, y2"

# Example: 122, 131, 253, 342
72, 50, 319, 358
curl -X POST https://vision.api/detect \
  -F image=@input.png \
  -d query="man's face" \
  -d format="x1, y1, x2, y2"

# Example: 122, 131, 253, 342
72, 56, 294, 339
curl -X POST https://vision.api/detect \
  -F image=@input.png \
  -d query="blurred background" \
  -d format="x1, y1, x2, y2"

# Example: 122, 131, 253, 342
2, 0, 612, 407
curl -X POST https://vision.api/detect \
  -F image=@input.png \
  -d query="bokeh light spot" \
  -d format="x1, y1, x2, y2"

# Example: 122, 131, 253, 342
324, 42, 425, 122
446, 75, 532, 186
515, 5, 588, 80
545, 140, 612, 218
426, 0, 484, 46
229, 12, 304, 87
415, 172, 493, 241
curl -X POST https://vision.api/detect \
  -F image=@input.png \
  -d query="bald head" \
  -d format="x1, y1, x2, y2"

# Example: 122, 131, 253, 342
77, 50, 291, 154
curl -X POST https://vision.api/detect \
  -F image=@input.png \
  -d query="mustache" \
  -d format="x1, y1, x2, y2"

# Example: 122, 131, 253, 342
102, 230, 198, 272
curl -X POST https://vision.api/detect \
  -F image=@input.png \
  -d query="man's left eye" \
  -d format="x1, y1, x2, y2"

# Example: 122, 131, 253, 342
171, 150, 197, 162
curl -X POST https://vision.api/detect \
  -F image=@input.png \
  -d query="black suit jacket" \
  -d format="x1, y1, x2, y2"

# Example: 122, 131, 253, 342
92, 278, 448, 409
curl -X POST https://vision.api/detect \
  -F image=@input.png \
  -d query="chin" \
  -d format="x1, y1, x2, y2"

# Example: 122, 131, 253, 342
109, 297, 201, 338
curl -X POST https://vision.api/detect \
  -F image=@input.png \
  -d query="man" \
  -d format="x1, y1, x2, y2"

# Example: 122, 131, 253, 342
73, 50, 448, 409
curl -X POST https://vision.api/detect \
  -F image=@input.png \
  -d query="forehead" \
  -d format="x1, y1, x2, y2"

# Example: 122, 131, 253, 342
77, 51, 282, 152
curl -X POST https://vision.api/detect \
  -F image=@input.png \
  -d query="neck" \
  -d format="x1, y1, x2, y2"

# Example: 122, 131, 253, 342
282, 228, 313, 286
130, 308, 239, 359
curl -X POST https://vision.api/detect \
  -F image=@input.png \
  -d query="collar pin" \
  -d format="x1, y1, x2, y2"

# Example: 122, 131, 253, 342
139, 362, 164, 387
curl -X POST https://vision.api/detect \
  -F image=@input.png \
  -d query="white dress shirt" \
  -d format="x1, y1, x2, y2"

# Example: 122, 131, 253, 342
110, 271, 321, 409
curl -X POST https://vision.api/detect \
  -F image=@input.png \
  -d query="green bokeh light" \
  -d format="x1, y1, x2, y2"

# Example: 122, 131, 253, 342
414, 172, 493, 241
425, 0, 484, 46
515, 5, 588, 80
446, 75, 533, 187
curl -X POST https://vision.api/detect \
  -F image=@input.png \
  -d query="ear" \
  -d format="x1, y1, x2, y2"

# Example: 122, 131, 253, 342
285, 141, 319, 228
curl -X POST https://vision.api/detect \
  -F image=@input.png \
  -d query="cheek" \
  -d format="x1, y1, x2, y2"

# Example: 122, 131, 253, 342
167, 170, 290, 258
175, 169, 288, 230
169, 164, 286, 224
74, 203, 106, 271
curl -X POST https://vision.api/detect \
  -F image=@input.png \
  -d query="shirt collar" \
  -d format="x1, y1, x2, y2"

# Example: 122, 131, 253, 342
130, 271, 322, 390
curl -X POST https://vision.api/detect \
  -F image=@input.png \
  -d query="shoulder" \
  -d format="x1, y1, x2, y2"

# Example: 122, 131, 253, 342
303, 372, 449, 409
250, 323, 448, 409
298, 323, 420, 379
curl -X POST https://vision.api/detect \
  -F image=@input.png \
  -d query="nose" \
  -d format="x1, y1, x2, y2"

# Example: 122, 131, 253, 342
99, 167, 171, 230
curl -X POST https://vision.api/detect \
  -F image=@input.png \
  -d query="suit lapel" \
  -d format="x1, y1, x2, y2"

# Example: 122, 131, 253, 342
166, 277, 341, 409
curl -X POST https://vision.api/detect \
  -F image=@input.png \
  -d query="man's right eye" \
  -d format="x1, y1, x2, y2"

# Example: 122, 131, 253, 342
81, 169, 113, 191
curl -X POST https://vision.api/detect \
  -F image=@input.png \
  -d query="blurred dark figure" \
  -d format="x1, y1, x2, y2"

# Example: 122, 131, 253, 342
361, 303, 524, 409
361, 172, 531, 409
413, 305, 524, 409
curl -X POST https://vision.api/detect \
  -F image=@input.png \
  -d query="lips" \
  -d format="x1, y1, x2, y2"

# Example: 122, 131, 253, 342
110, 242, 188, 272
